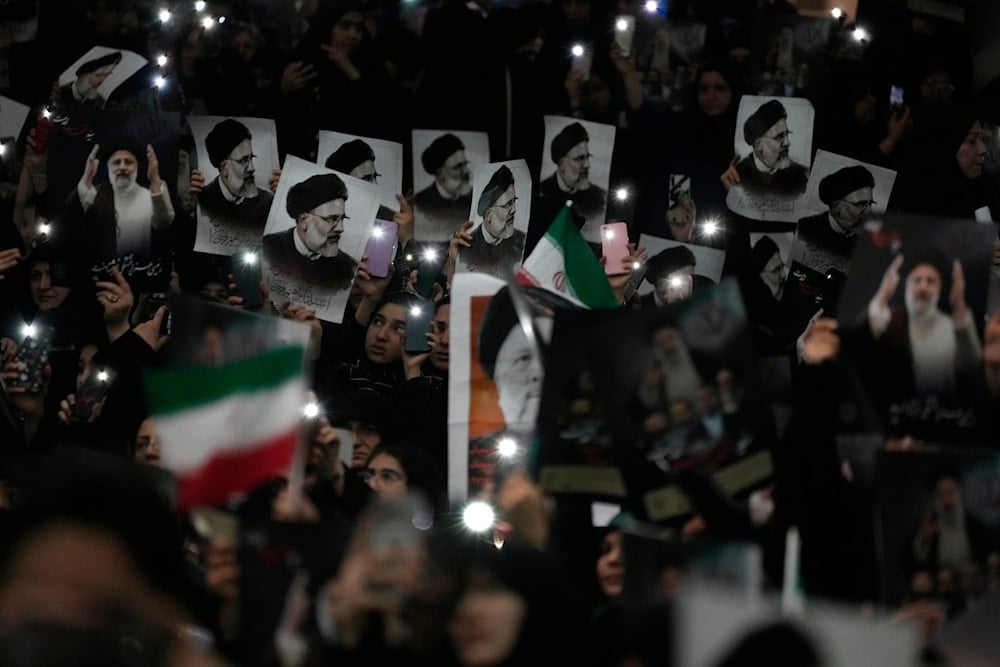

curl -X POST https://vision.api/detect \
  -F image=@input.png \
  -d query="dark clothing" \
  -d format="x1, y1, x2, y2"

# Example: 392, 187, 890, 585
198, 178, 274, 230
735, 155, 809, 196
795, 212, 857, 273
460, 225, 526, 277
262, 228, 357, 291
538, 175, 607, 226
413, 184, 472, 242
58, 82, 106, 110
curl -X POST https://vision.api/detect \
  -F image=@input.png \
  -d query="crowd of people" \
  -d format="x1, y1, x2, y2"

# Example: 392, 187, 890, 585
0, 0, 999, 664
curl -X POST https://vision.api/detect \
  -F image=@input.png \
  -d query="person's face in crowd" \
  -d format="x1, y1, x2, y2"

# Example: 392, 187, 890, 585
448, 575, 527, 667
582, 76, 613, 118
366, 303, 407, 364
75, 344, 99, 392
909, 570, 934, 598
198, 281, 229, 303
696, 70, 733, 117
596, 529, 624, 598
365, 452, 407, 498
696, 385, 720, 416
655, 266, 694, 304
350, 159, 379, 184
904, 263, 942, 319
753, 119, 792, 171
560, 0, 591, 27
956, 121, 988, 180
669, 400, 694, 426
493, 318, 550, 431
331, 11, 364, 55
760, 252, 785, 300
296, 198, 348, 258
430, 304, 451, 371
133, 418, 161, 466
854, 92, 877, 127
437, 149, 472, 198
936, 566, 959, 596
220, 138, 259, 198
233, 29, 258, 63
934, 475, 960, 511
920, 69, 954, 108
349, 420, 382, 469
557, 140, 591, 191
77, 63, 117, 96
514, 36, 543, 62
830, 185, 874, 231
483, 185, 517, 240
107, 150, 138, 192
29, 261, 71, 312
181, 27, 204, 73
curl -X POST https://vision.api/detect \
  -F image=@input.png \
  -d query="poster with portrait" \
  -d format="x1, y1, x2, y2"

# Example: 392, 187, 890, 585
262, 155, 379, 324
790, 150, 897, 276
539, 115, 616, 243
189, 115, 280, 256
317, 130, 403, 216
412, 129, 490, 243
676, 586, 919, 667
875, 448, 1000, 607
726, 96, 814, 224
536, 280, 775, 523
837, 215, 995, 443
57, 46, 148, 110
456, 159, 531, 279
636, 233, 725, 301
753, 15, 833, 98
43, 109, 180, 292
0, 94, 29, 143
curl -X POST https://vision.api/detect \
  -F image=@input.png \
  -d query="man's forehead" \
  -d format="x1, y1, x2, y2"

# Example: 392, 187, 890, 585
376, 303, 407, 321
492, 184, 516, 205
227, 138, 253, 158
909, 262, 941, 279
564, 140, 589, 158
763, 119, 787, 137
108, 150, 137, 162
444, 150, 466, 165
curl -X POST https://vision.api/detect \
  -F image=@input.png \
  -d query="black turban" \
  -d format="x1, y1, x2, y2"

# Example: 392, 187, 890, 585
750, 236, 781, 273
205, 119, 252, 168
421, 133, 464, 174
76, 51, 122, 77
477, 165, 514, 216
325, 139, 376, 173
550, 122, 589, 163
645, 246, 696, 284
477, 286, 574, 379
818, 165, 875, 205
743, 99, 787, 145
102, 137, 143, 165
286, 173, 348, 219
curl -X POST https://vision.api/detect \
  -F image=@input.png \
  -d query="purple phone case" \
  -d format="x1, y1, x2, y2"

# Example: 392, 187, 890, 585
364, 220, 398, 278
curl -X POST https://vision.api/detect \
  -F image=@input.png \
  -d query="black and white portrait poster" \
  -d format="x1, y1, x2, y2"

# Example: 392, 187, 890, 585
44, 109, 180, 292
665, 19, 708, 69
262, 155, 378, 324
317, 130, 403, 216
790, 150, 896, 275
539, 115, 616, 243
189, 115, 279, 255
676, 586, 919, 667
57, 46, 147, 110
412, 129, 490, 243
837, 215, 995, 443
726, 95, 814, 223
753, 15, 833, 98
875, 448, 1000, 607
636, 233, 725, 301
457, 159, 531, 279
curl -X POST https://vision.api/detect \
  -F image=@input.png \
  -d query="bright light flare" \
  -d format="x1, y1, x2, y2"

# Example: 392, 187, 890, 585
830, 7, 843, 19
644, 0, 658, 12
157, 54, 168, 67
194, 0, 206, 10
153, 75, 166, 89
242, 252, 257, 265
97, 370, 109, 382
703, 220, 719, 236
497, 437, 517, 458
852, 27, 868, 42
571, 44, 585, 58
616, 18, 629, 31
422, 248, 438, 262
158, 8, 171, 23
21, 323, 36, 339
615, 188, 629, 201
302, 402, 320, 419
371, 226, 384, 239
463, 501, 496, 533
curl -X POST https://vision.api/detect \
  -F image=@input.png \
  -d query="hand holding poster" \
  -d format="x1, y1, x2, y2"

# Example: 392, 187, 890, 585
457, 159, 531, 279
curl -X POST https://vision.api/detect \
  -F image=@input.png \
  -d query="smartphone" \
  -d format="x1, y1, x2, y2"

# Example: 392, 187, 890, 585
890, 84, 904, 117
570, 44, 592, 82
232, 249, 263, 310
364, 219, 399, 278
72, 365, 115, 422
404, 297, 433, 354
668, 174, 691, 210
132, 292, 169, 327
159, 308, 174, 337
7, 325, 53, 393
614, 15, 636, 58
601, 222, 630, 276
414, 242, 447, 298
822, 268, 845, 319
622, 263, 648, 303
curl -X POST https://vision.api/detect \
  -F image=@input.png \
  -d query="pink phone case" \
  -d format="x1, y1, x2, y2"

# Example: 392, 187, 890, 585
601, 222, 630, 275
364, 220, 399, 278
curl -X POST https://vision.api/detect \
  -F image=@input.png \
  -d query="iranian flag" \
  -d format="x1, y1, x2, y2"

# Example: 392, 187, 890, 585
517, 206, 620, 309
144, 346, 306, 510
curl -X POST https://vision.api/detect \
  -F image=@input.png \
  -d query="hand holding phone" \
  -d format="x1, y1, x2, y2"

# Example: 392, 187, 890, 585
614, 15, 636, 58
404, 297, 433, 354
6, 325, 53, 394
232, 249, 263, 310
570, 43, 592, 82
601, 222, 630, 276
890, 85, 904, 118
364, 220, 399, 279
72, 366, 115, 422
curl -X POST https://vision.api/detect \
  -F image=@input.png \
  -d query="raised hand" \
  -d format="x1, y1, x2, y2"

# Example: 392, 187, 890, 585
0, 247, 21, 279
950, 259, 968, 324
81, 143, 100, 189
96, 266, 134, 341
797, 309, 840, 366
146, 144, 163, 194
873, 254, 905, 310
720, 154, 741, 191
280, 61, 318, 94
189, 168, 205, 197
